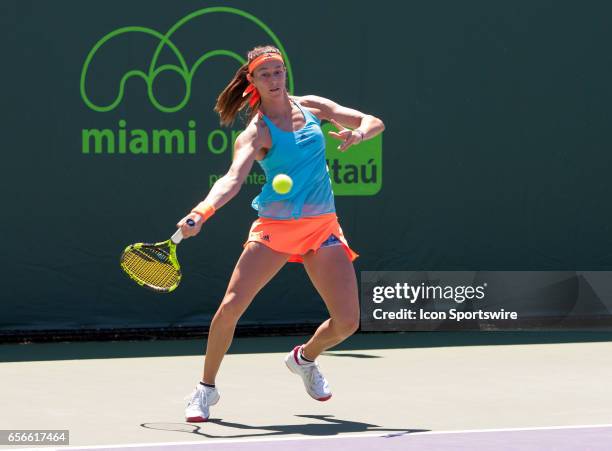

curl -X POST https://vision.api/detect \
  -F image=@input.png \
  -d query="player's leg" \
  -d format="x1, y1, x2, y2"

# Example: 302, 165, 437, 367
301, 245, 360, 358
284, 244, 359, 401
203, 242, 290, 383
186, 242, 289, 421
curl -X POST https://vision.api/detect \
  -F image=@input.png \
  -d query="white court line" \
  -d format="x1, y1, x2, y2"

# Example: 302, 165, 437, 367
16, 423, 612, 451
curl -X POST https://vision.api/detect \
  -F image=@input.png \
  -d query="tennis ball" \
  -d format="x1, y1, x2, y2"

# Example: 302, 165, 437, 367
272, 174, 293, 194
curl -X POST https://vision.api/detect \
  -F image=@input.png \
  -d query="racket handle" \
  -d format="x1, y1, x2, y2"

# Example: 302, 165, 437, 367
171, 229, 183, 244
171, 218, 196, 244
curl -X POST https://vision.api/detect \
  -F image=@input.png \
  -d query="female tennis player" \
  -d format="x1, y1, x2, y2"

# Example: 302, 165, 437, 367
178, 45, 384, 422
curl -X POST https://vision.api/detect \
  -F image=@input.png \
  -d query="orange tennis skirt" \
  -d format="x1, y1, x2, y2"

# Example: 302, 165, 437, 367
244, 213, 359, 263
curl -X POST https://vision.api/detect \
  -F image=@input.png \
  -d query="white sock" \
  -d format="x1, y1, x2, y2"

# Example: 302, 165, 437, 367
298, 346, 315, 365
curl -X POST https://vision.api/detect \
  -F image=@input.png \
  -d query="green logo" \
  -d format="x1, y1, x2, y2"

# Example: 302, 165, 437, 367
80, 7, 294, 112
79, 6, 382, 196
79, 7, 290, 164
324, 123, 382, 195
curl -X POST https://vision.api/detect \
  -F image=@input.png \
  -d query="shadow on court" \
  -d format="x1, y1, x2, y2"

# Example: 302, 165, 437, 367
141, 415, 427, 440
3, 330, 612, 362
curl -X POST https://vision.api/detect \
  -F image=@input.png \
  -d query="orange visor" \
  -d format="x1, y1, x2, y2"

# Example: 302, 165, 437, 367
248, 53, 284, 74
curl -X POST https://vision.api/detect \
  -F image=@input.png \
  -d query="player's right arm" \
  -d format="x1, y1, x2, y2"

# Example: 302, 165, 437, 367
176, 116, 269, 238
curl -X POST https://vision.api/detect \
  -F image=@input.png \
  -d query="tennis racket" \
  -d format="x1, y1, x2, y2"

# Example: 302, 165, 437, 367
119, 218, 195, 293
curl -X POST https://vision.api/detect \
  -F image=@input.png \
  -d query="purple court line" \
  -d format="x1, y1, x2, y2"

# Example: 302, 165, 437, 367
43, 425, 612, 451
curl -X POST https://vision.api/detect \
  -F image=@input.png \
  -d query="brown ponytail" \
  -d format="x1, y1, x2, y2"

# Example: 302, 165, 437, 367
214, 45, 283, 126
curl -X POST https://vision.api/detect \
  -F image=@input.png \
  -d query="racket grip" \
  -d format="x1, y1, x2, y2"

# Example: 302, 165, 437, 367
171, 229, 184, 244
171, 218, 196, 244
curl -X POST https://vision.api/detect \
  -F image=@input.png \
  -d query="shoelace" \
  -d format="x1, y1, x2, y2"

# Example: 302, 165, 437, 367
185, 388, 205, 406
304, 362, 326, 387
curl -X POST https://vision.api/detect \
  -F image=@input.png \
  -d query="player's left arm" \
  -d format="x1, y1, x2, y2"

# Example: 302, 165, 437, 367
298, 95, 385, 151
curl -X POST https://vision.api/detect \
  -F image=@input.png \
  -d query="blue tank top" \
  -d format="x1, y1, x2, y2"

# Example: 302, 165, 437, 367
251, 100, 336, 219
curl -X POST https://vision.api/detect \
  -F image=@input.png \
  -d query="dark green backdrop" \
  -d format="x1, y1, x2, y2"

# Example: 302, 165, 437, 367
2, 0, 612, 332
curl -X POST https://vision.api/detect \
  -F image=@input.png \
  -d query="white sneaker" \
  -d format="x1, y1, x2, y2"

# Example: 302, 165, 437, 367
185, 384, 220, 422
284, 345, 332, 401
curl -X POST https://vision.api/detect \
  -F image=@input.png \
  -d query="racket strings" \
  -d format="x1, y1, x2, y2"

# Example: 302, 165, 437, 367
133, 247, 170, 264
121, 246, 180, 289
126, 256, 175, 283
122, 255, 178, 288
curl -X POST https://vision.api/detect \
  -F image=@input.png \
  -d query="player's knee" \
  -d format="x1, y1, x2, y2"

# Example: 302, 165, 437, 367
216, 292, 250, 321
334, 313, 360, 338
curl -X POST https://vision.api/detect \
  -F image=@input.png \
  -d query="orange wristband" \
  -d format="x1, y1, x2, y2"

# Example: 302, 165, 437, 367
191, 202, 216, 222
